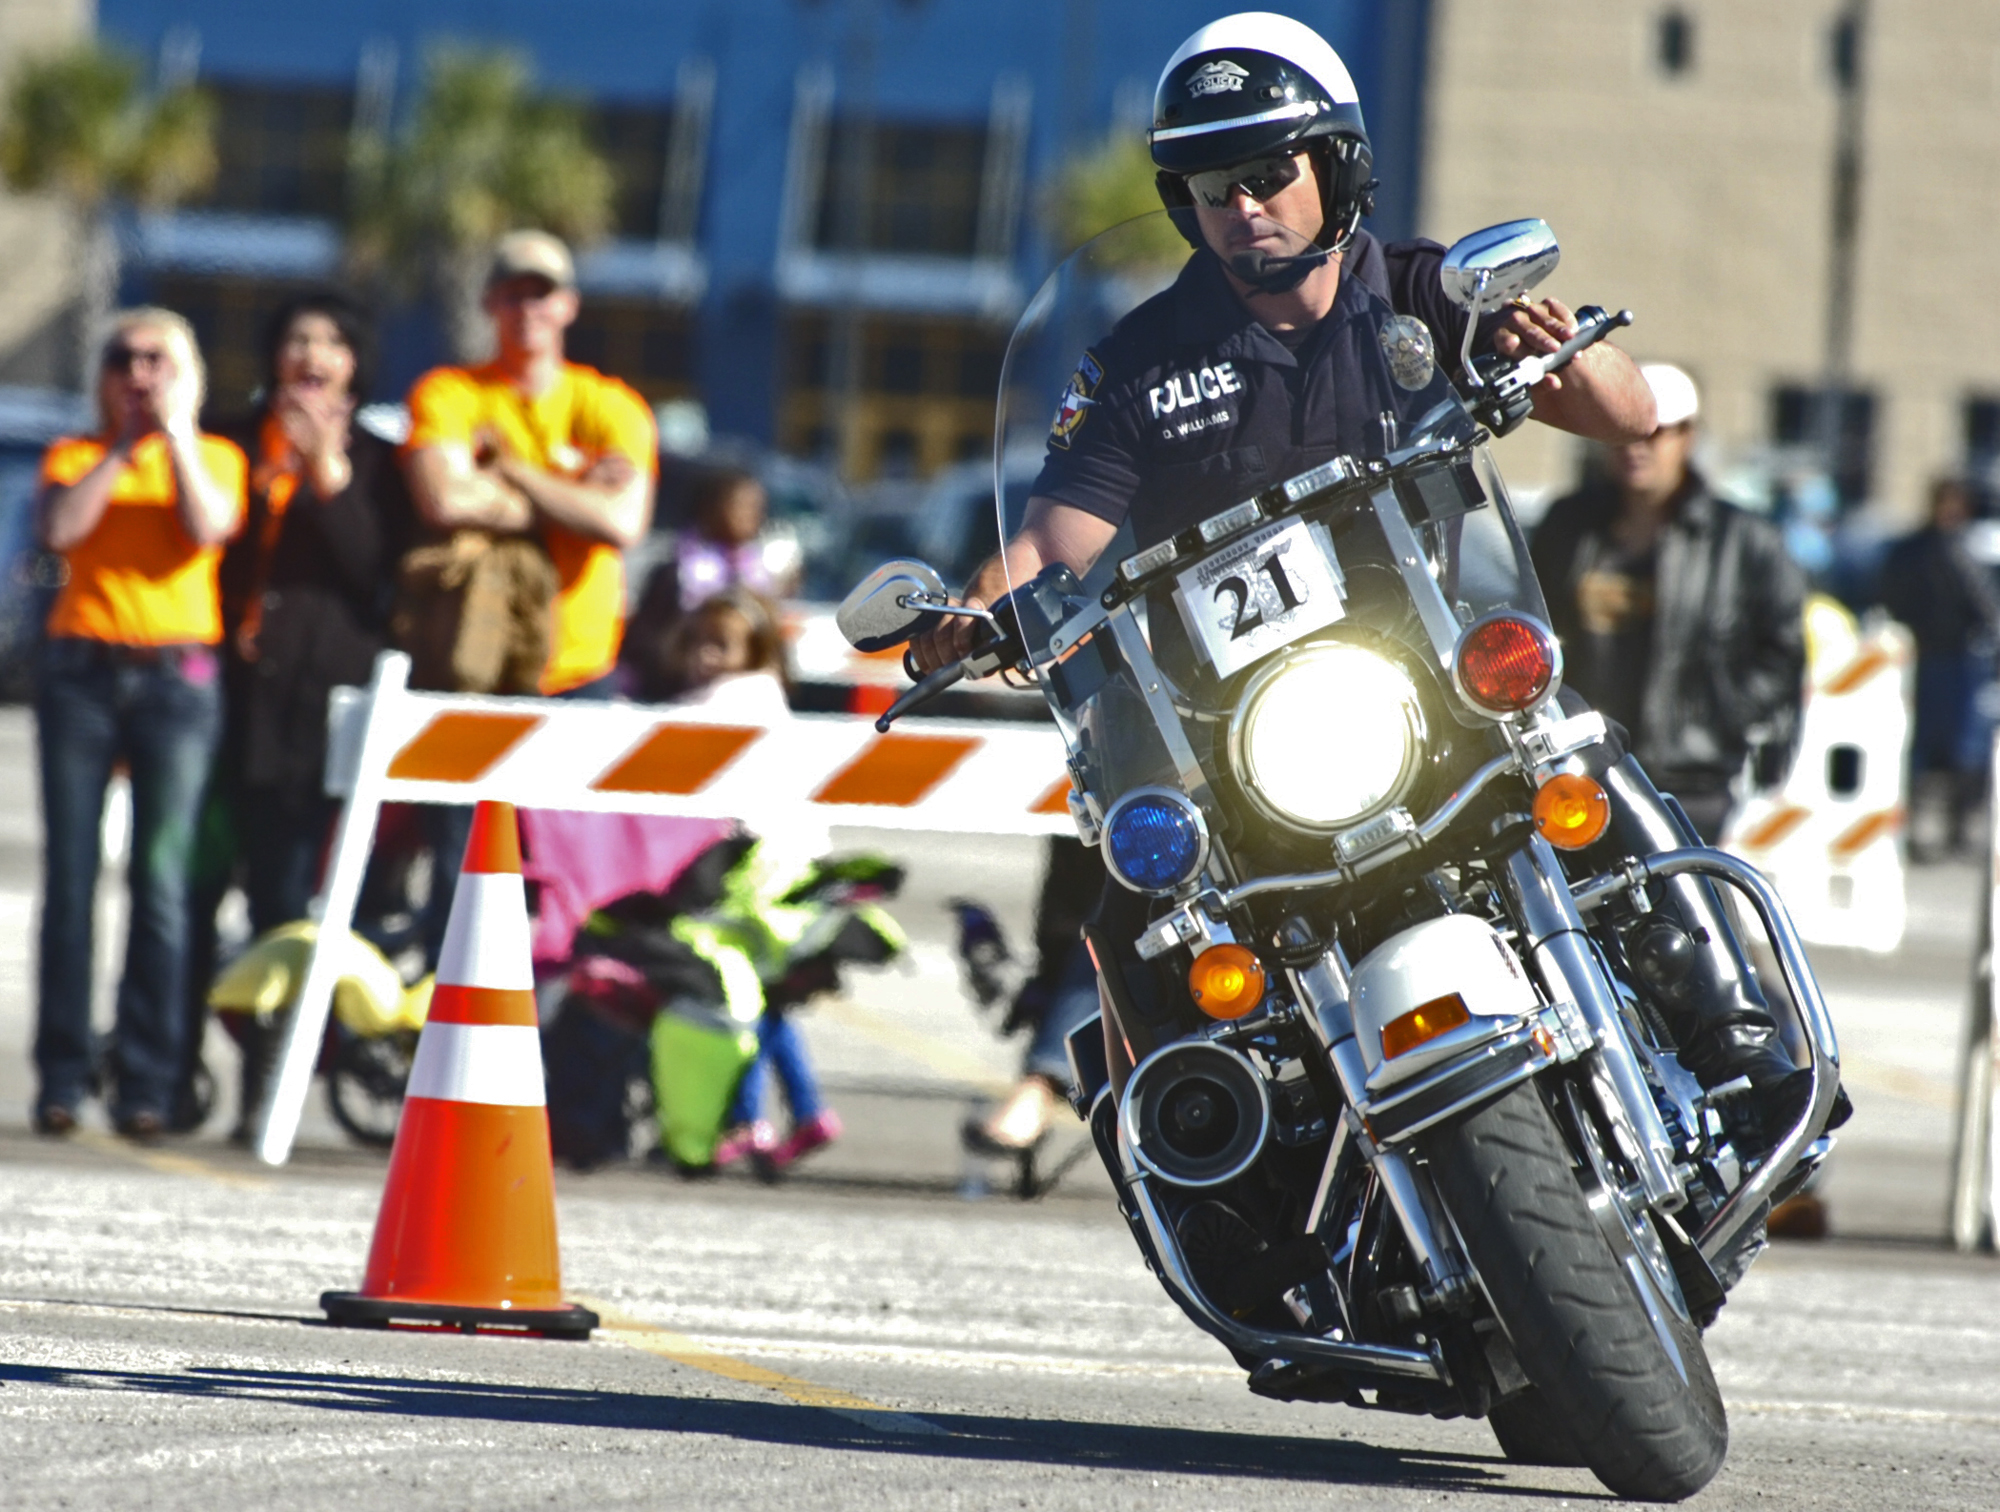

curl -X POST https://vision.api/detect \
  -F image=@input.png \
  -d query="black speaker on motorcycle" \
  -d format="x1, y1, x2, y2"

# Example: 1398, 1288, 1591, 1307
1121, 1041, 1271, 1188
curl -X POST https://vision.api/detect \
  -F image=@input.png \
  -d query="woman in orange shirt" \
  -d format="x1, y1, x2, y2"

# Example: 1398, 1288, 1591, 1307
33, 308, 245, 1141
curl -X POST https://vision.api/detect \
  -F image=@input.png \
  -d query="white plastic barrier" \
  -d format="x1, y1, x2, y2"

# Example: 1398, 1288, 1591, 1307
1723, 604, 1912, 955
253, 650, 1070, 1165
1949, 731, 2000, 1253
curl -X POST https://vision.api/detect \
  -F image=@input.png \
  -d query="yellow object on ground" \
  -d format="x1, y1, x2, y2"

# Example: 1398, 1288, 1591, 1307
206, 921, 429, 1035
650, 1013, 758, 1168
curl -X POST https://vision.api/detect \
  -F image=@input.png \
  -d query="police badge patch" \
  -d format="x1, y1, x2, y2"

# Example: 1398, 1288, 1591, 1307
1187, 59, 1249, 96
1378, 315, 1437, 392
1049, 350, 1104, 449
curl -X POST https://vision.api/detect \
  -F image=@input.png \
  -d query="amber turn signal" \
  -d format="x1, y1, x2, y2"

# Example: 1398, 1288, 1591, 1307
1381, 993, 1471, 1060
1533, 771, 1611, 850
1188, 943, 1267, 1020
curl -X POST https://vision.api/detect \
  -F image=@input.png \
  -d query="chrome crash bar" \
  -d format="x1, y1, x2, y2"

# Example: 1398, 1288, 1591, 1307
1569, 847, 1843, 1265
1111, 1112, 1444, 1388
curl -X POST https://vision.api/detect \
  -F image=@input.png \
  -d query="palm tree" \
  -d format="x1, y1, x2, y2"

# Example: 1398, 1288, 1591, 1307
0, 42, 216, 388
1045, 132, 1187, 268
348, 47, 615, 360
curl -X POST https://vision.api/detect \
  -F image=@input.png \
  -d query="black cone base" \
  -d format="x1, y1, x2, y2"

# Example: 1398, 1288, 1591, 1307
321, 1291, 598, 1340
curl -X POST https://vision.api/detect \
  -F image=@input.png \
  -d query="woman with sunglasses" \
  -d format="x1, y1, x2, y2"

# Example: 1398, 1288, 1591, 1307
32, 309, 246, 1141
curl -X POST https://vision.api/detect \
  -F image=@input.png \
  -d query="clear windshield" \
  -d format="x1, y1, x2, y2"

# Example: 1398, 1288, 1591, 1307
994, 209, 1546, 630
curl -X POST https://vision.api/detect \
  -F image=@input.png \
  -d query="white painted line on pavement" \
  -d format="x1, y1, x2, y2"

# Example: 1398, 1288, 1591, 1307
1734, 1397, 2000, 1430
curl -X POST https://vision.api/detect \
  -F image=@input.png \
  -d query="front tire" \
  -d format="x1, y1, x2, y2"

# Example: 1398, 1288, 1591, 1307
1420, 1080, 1727, 1502
1487, 1387, 1586, 1466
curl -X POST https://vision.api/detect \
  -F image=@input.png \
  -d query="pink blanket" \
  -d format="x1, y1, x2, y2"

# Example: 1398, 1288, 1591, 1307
519, 809, 736, 967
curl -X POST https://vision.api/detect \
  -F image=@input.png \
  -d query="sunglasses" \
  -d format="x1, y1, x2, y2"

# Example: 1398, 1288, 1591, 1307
103, 343, 169, 373
1183, 155, 1304, 209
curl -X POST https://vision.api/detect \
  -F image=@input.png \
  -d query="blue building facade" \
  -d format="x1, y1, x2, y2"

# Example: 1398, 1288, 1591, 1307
100, 0, 1430, 476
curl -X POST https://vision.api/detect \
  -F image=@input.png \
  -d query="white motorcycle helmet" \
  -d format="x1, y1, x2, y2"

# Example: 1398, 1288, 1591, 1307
1150, 12, 1376, 251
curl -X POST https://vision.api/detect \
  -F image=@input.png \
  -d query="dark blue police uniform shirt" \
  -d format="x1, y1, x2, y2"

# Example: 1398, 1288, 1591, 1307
1033, 230, 1488, 550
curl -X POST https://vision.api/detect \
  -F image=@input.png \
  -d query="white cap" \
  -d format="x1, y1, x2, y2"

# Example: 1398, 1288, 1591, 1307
1641, 363, 1700, 428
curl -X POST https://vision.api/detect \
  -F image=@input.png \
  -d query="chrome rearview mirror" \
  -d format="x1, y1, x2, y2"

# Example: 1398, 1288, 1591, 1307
1440, 219, 1560, 388
836, 559, 952, 653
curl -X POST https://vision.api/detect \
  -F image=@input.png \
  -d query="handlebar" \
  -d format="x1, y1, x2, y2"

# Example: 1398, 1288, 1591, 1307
1472, 304, 1635, 437
1542, 304, 1632, 374
874, 658, 969, 733
874, 603, 1022, 732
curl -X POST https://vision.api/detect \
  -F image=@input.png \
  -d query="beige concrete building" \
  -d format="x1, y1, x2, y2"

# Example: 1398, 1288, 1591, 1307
1421, 0, 2000, 526
0, 0, 90, 389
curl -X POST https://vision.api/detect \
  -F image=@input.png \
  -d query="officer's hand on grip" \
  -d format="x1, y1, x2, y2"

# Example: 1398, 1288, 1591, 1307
909, 554, 1015, 676
908, 601, 982, 676
1490, 297, 1581, 391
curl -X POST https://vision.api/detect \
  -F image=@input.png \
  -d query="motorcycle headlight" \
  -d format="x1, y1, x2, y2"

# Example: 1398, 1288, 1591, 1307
1229, 642, 1425, 833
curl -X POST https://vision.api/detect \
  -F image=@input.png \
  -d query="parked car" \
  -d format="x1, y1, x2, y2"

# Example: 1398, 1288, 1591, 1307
0, 387, 91, 703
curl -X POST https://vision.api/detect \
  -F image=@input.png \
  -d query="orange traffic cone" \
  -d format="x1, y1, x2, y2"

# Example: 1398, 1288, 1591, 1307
322, 801, 596, 1339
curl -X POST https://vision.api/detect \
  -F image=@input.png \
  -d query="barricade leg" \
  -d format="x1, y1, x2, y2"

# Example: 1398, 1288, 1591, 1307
1949, 730, 2000, 1251
254, 653, 409, 1166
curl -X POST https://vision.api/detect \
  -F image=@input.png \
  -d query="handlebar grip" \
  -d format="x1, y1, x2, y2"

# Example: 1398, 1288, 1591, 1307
1544, 306, 1632, 373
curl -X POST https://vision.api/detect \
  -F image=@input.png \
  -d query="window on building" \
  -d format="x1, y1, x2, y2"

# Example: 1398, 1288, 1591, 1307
1964, 396, 2000, 468
1656, 9, 1694, 77
1830, 10, 1861, 91
1962, 396, 2000, 508
197, 79, 356, 218
812, 119, 988, 258
1771, 382, 1877, 507
565, 299, 697, 403
585, 103, 676, 241
779, 313, 1005, 479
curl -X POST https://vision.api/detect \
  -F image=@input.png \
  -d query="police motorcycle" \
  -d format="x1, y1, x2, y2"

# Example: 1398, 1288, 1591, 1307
835, 211, 1841, 1503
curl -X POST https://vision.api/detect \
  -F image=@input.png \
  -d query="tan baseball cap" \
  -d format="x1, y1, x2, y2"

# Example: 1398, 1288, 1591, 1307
487, 229, 576, 290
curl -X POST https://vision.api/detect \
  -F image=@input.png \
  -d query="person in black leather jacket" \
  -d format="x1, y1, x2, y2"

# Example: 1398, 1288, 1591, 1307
1531, 363, 1806, 844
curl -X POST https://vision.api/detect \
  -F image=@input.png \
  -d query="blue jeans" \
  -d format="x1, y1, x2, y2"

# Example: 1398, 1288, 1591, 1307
727, 1013, 824, 1127
36, 638, 223, 1120
1024, 941, 1102, 1089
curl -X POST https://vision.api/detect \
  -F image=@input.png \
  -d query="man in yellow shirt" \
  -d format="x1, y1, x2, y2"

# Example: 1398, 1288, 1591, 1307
402, 231, 657, 965
402, 229, 657, 695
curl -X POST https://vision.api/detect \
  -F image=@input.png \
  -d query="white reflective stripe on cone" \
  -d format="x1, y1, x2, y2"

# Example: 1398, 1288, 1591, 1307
406, 1022, 547, 1107
435, 872, 534, 990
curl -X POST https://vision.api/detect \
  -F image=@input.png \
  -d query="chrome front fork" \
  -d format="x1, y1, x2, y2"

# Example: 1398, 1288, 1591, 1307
1501, 837, 1689, 1208
1288, 953, 1473, 1300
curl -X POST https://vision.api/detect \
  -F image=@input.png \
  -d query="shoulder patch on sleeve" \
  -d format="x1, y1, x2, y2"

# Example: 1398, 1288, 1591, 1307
1048, 350, 1105, 450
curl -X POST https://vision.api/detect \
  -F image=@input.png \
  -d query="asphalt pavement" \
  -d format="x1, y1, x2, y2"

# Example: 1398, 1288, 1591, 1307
1, 706, 1996, 1509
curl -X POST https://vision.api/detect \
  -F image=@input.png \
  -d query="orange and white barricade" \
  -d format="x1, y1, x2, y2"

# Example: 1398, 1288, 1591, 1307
1950, 730, 2000, 1254
1723, 598, 1913, 955
253, 650, 1070, 1165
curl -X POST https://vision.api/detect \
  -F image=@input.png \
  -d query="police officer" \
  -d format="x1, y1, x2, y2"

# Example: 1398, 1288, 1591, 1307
915, 12, 1838, 1149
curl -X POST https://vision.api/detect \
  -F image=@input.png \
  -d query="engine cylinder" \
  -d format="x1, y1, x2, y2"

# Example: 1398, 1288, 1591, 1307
1120, 1040, 1272, 1188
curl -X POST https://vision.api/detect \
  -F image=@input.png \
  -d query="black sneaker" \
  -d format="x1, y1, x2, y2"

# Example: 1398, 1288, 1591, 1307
1743, 1068, 1852, 1161
114, 1110, 167, 1146
32, 1105, 78, 1138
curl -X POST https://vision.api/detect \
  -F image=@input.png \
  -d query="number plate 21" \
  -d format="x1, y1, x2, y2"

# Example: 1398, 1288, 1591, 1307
1173, 517, 1346, 679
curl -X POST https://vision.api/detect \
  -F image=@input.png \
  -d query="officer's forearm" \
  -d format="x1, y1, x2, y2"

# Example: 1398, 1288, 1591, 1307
1533, 343, 1655, 443
965, 501, 1118, 606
